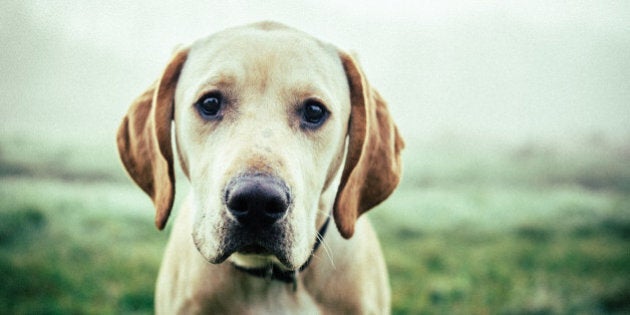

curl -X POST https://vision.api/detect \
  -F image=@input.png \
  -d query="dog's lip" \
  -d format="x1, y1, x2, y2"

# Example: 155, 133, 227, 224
206, 244, 297, 270
236, 244, 271, 255
226, 242, 296, 269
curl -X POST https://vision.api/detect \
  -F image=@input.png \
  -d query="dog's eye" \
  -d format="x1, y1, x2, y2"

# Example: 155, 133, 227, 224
195, 93, 223, 119
301, 101, 328, 128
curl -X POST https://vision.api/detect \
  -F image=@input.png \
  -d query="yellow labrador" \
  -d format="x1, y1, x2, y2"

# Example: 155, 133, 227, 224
117, 21, 403, 314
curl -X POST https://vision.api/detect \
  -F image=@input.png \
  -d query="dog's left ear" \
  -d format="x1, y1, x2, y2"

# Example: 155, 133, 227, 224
334, 52, 405, 239
116, 48, 189, 230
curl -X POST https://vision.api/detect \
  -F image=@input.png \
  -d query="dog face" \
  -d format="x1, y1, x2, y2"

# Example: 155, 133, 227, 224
117, 22, 403, 270
176, 24, 351, 269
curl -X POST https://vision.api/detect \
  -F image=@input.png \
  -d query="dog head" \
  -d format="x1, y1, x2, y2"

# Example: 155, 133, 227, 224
117, 22, 403, 270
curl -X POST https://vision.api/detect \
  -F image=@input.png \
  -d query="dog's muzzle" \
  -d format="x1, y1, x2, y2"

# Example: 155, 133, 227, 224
202, 173, 295, 265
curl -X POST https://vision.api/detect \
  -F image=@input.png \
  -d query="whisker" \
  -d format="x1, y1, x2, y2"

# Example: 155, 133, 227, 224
315, 232, 335, 269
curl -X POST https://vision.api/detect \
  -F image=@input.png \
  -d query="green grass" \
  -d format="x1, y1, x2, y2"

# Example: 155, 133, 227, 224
1, 135, 629, 314
0, 178, 168, 314
374, 211, 630, 314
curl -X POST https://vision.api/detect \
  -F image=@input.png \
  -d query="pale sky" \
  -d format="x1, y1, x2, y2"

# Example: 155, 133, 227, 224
2, 0, 629, 145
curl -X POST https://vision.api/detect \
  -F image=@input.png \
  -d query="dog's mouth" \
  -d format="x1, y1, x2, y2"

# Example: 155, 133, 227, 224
225, 234, 294, 267
194, 218, 297, 269
224, 240, 296, 270
227, 242, 294, 270
237, 244, 272, 255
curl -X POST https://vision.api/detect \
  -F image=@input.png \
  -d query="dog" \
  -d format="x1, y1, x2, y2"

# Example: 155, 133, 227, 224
117, 21, 403, 314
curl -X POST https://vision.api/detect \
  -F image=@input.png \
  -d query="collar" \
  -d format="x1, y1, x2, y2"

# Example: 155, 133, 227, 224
231, 214, 331, 291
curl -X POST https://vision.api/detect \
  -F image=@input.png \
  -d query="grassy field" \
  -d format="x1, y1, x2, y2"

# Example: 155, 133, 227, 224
0, 135, 629, 314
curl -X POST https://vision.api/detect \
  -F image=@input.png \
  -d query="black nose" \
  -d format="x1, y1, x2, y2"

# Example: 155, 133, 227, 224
225, 175, 290, 227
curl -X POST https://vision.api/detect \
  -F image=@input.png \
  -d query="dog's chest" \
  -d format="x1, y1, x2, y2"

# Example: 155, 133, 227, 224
192, 281, 322, 315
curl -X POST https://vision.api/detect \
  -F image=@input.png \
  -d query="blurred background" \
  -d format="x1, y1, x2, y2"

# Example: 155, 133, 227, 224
1, 1, 628, 313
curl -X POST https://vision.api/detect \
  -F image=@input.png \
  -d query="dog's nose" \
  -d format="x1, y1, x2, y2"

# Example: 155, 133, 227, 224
225, 175, 290, 226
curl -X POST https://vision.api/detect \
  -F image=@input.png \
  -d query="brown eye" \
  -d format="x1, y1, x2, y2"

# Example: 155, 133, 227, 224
196, 93, 222, 119
301, 101, 328, 128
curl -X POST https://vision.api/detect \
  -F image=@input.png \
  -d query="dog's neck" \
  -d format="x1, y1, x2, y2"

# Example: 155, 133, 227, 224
230, 215, 331, 291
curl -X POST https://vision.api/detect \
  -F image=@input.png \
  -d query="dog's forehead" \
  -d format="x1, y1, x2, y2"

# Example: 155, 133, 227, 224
191, 22, 338, 66
180, 23, 349, 104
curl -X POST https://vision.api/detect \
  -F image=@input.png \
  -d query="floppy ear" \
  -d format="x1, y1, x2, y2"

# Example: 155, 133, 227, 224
116, 49, 189, 230
334, 52, 405, 239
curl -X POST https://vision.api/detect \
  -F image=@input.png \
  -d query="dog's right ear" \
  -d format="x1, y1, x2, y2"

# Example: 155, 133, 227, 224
116, 48, 189, 230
